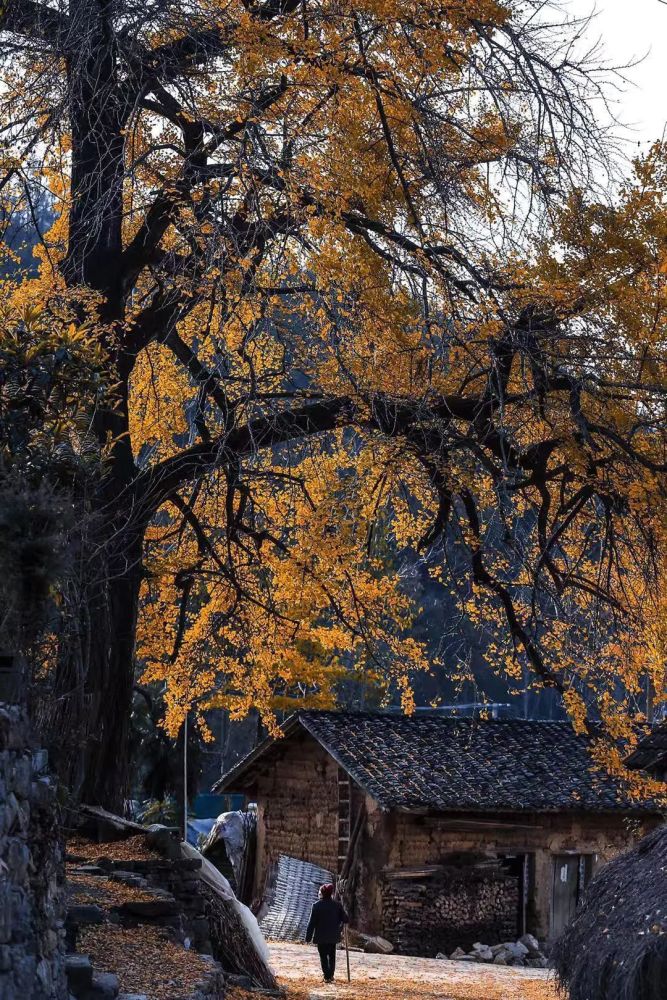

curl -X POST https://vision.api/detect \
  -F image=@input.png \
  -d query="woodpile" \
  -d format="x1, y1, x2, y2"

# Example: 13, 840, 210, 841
382, 862, 519, 957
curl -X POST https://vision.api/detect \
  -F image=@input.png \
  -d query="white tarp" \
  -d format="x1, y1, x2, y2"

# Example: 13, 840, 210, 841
200, 810, 250, 882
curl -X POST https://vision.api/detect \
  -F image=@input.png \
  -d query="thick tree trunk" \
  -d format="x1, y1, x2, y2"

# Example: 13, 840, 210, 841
38, 489, 145, 809
46, 1, 142, 808
81, 528, 144, 807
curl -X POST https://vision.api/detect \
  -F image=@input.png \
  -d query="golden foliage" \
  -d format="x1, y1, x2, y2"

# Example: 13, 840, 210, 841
1, 0, 665, 773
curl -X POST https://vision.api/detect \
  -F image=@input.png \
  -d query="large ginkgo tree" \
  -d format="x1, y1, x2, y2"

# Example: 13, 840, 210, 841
1, 0, 664, 805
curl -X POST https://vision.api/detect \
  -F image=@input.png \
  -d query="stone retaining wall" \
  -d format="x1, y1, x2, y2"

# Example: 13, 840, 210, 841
0, 704, 66, 999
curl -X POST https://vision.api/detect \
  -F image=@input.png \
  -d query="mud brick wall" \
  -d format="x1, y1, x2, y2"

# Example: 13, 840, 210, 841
0, 704, 67, 999
253, 732, 339, 894
356, 802, 657, 941
382, 867, 519, 957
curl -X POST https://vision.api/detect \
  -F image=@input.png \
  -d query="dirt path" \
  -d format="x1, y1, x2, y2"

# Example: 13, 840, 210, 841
269, 942, 561, 1000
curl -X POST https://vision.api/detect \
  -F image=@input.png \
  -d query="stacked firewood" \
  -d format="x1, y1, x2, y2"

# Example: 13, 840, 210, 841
382, 863, 519, 957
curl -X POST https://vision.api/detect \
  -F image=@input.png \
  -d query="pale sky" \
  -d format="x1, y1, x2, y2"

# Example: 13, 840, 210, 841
569, 0, 667, 148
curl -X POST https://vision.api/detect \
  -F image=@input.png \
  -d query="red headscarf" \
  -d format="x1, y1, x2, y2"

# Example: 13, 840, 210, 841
320, 883, 334, 898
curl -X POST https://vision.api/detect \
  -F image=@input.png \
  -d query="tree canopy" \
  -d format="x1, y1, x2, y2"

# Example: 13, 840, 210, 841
0, 0, 665, 803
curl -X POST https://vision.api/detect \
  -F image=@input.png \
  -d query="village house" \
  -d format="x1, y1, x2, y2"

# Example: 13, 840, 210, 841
214, 711, 662, 956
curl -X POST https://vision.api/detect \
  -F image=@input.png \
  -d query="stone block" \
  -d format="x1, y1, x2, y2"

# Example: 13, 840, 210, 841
71, 866, 107, 877
108, 872, 148, 889
0, 882, 12, 943
8, 837, 31, 880
31, 776, 56, 810
85, 971, 120, 999
116, 898, 179, 919
518, 933, 542, 956
13, 951, 38, 992
504, 940, 529, 960
36, 956, 53, 992
11, 885, 32, 940
145, 825, 181, 860
67, 904, 106, 926
226, 974, 255, 990
526, 956, 549, 969
473, 946, 493, 962
11, 755, 32, 797
31, 749, 49, 775
191, 916, 210, 938
65, 953, 94, 995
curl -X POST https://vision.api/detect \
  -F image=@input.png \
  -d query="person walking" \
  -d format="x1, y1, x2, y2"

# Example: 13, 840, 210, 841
305, 883, 349, 983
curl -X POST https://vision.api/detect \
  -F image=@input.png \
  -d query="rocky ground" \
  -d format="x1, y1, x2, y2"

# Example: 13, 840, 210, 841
267, 942, 561, 1000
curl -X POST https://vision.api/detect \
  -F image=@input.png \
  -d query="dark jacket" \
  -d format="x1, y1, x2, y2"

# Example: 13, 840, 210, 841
305, 897, 349, 945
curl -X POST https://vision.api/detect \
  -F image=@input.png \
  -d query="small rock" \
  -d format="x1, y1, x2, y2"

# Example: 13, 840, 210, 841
449, 947, 467, 960
493, 954, 508, 966
71, 865, 106, 877
226, 974, 255, 990
146, 825, 181, 859
31, 748, 49, 774
526, 957, 549, 969
519, 933, 541, 956
86, 971, 119, 999
504, 941, 529, 960
490, 943, 506, 956
458, 955, 477, 962
435, 952, 448, 960
108, 872, 149, 889
475, 948, 494, 962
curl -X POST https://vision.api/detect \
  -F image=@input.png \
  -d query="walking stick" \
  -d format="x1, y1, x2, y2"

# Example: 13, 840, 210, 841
345, 924, 351, 982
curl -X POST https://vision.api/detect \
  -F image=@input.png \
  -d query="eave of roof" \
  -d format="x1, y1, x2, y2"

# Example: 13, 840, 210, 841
212, 713, 303, 794
625, 721, 667, 773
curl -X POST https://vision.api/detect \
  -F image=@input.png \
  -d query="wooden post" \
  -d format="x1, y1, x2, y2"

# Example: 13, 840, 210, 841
183, 713, 188, 842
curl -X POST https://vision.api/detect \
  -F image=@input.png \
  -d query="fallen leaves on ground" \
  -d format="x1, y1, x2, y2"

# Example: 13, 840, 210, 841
268, 973, 560, 1000
78, 924, 214, 999
67, 834, 160, 862
269, 943, 562, 1000
66, 869, 160, 907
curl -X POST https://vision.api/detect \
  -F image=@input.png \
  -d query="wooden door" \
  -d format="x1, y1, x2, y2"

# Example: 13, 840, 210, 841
551, 855, 579, 938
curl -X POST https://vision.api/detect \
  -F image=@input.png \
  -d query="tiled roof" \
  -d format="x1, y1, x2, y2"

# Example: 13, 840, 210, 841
625, 721, 667, 775
215, 710, 661, 814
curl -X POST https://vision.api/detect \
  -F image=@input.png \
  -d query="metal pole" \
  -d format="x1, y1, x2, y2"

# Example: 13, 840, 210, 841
183, 712, 188, 842
345, 924, 351, 982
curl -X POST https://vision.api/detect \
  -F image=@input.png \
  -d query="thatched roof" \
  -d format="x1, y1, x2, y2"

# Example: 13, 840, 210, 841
553, 825, 667, 1000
